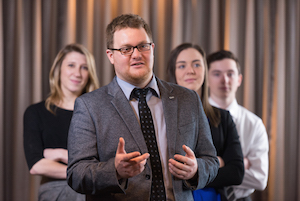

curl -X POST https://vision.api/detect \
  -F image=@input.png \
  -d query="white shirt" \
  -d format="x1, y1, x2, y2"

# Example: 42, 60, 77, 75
209, 98, 269, 199
117, 76, 174, 201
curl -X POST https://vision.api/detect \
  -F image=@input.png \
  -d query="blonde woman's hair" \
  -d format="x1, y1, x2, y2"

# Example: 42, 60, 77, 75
45, 43, 100, 113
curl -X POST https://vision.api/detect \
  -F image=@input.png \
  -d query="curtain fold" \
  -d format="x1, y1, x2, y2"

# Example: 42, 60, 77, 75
243, 0, 255, 111
1, 1, 299, 201
284, 0, 300, 200
0, 0, 4, 199
269, 0, 286, 200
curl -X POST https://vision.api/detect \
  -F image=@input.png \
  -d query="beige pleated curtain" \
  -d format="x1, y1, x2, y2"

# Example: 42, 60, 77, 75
1, 0, 299, 201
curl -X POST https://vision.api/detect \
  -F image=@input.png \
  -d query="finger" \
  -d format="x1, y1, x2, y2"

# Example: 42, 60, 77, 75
169, 158, 188, 171
122, 151, 141, 161
117, 137, 126, 154
129, 153, 150, 163
182, 145, 195, 158
140, 158, 147, 166
169, 162, 186, 179
173, 154, 187, 164
174, 154, 195, 167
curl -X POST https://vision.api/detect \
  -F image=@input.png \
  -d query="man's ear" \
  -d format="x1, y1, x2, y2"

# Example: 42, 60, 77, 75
237, 74, 243, 87
106, 49, 114, 64
151, 43, 155, 56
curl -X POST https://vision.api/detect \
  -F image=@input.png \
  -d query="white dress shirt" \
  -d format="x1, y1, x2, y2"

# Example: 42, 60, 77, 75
117, 76, 174, 201
209, 98, 269, 199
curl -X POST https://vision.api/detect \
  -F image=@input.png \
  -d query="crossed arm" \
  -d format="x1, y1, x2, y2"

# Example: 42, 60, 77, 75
30, 148, 68, 179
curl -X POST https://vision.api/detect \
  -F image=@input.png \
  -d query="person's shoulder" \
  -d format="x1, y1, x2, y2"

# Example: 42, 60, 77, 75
25, 100, 46, 112
24, 100, 47, 117
214, 107, 233, 125
75, 82, 116, 108
81, 87, 102, 97
238, 105, 261, 119
79, 84, 110, 100
237, 104, 265, 128
157, 78, 197, 96
215, 107, 230, 116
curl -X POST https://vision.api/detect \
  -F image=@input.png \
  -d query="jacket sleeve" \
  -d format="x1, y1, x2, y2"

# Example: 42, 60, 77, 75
188, 92, 220, 190
207, 110, 244, 188
23, 104, 44, 170
67, 97, 126, 195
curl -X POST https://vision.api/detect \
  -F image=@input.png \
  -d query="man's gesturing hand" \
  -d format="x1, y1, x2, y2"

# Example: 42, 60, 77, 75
168, 145, 198, 180
115, 137, 150, 180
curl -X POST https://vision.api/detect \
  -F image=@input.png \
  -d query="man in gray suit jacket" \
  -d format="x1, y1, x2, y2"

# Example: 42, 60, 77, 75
67, 14, 219, 201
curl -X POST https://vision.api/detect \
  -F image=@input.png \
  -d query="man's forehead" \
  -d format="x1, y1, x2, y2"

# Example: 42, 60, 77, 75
209, 59, 238, 72
114, 27, 146, 35
113, 27, 149, 40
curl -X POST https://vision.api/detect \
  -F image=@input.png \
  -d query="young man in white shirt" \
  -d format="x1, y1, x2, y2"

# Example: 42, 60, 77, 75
207, 50, 269, 201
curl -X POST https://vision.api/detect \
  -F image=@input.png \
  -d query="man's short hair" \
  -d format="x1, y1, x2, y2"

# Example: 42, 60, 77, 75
207, 50, 241, 74
106, 14, 153, 49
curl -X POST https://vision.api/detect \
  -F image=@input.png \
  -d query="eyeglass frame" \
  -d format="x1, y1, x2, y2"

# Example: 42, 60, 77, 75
108, 43, 153, 55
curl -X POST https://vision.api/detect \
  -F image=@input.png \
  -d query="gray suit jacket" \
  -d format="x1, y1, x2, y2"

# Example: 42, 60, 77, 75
67, 77, 218, 201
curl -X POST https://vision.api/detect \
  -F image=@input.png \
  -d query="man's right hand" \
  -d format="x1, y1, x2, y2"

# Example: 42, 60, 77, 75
115, 137, 150, 180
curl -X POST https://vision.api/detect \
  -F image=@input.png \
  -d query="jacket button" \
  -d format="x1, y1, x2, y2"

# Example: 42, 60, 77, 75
145, 174, 151, 180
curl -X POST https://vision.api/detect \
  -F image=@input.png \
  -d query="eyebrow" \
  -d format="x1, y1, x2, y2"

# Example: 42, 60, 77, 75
66, 61, 88, 66
192, 59, 201, 63
211, 69, 235, 73
210, 69, 221, 73
176, 59, 201, 64
67, 61, 86, 63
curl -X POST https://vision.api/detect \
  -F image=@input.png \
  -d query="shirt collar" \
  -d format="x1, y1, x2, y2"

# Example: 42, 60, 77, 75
226, 99, 239, 118
116, 75, 160, 100
208, 97, 239, 118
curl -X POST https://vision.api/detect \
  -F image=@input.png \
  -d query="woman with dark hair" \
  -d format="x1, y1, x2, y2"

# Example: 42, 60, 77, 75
23, 43, 99, 201
167, 43, 244, 201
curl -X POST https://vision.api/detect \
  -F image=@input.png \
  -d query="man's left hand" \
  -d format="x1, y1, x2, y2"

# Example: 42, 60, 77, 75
168, 145, 198, 180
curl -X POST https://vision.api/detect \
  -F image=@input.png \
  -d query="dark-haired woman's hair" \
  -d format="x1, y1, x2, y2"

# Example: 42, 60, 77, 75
167, 43, 220, 127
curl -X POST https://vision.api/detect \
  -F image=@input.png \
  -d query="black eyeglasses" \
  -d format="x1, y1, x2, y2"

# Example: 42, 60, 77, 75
109, 43, 153, 55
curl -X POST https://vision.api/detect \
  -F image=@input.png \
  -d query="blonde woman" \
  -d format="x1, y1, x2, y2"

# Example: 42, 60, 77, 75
23, 44, 99, 201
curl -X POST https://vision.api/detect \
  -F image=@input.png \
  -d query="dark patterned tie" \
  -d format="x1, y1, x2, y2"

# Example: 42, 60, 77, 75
131, 87, 166, 201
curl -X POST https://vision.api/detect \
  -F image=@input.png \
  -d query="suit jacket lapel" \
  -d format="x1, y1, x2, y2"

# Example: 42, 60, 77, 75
108, 78, 149, 155
156, 78, 178, 158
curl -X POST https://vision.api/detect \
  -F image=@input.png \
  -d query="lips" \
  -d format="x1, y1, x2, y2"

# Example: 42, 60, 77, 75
219, 86, 229, 91
185, 78, 197, 83
131, 62, 144, 66
71, 79, 81, 84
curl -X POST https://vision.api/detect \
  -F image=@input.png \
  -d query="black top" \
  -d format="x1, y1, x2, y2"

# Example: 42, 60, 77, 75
23, 101, 73, 170
207, 107, 244, 188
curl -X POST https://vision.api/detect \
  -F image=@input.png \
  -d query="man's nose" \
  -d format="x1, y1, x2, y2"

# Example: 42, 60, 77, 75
221, 74, 229, 82
131, 47, 142, 58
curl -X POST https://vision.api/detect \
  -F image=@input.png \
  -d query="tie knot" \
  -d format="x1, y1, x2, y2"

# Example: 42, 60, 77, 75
131, 88, 149, 101
131, 87, 159, 101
